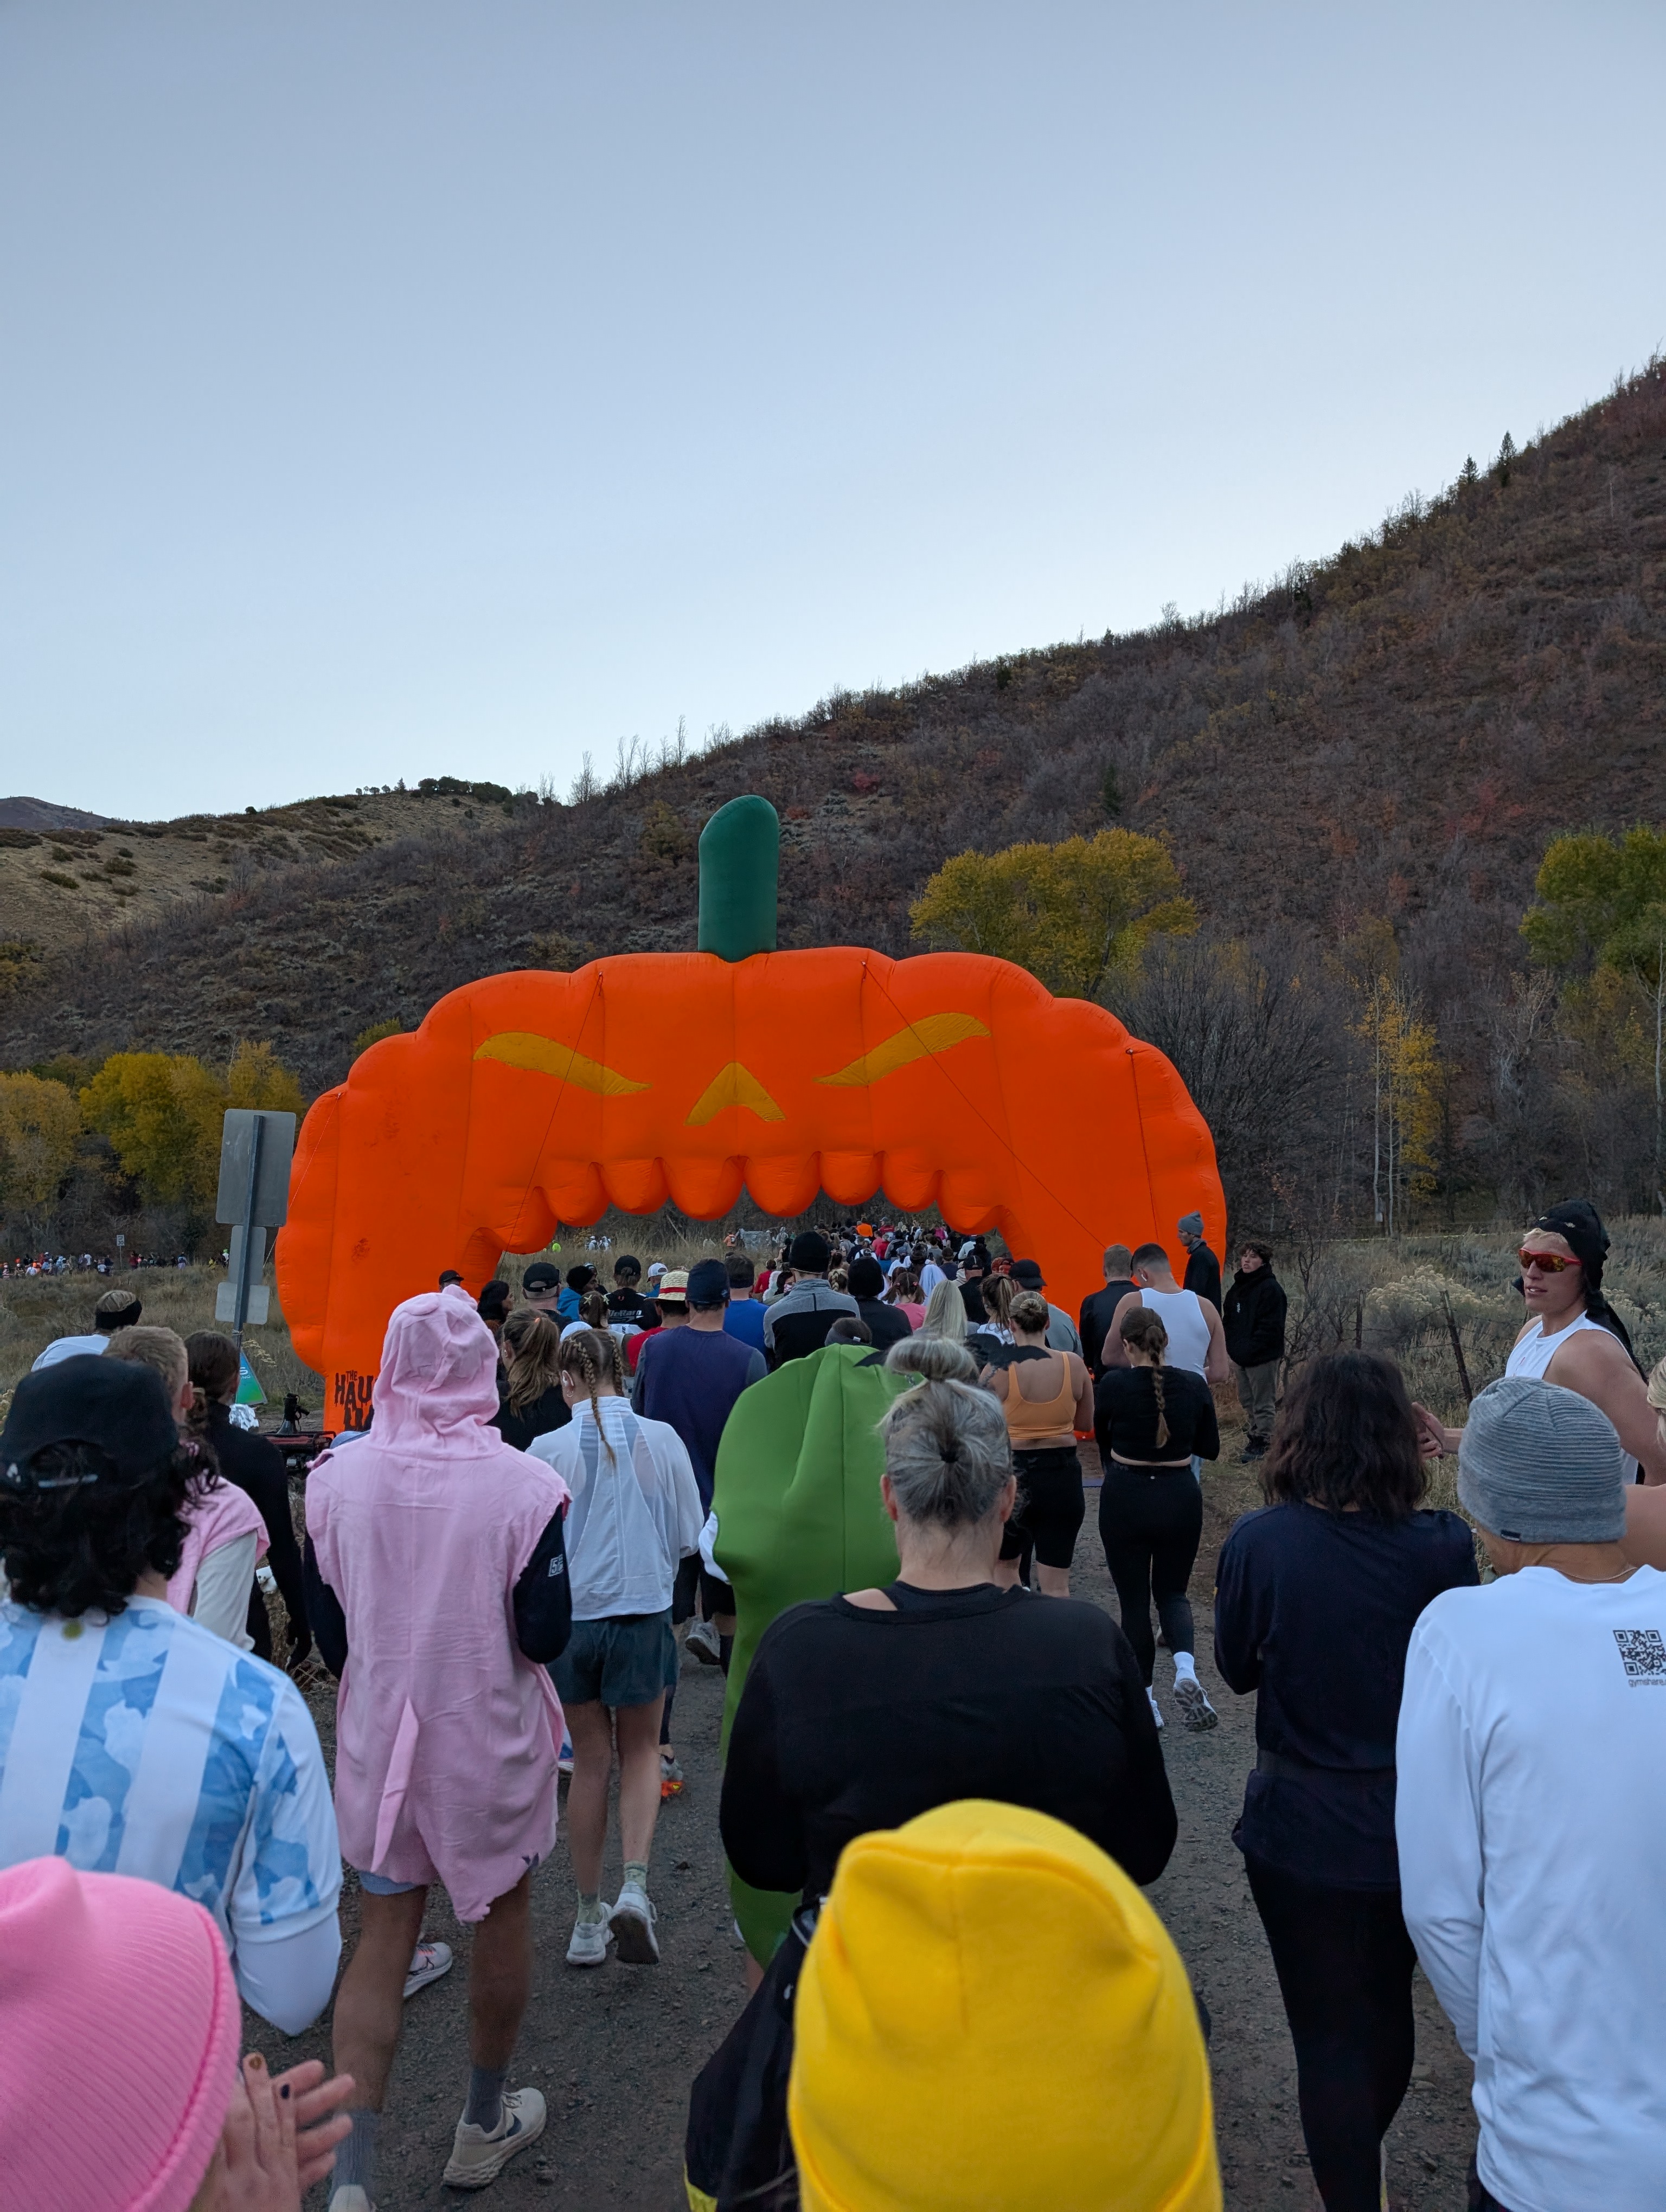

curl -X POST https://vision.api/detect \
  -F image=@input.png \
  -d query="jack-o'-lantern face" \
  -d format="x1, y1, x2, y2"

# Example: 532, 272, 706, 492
277, 798, 1221, 1410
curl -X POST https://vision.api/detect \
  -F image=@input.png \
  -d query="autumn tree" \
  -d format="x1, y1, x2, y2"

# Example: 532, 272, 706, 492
909, 829, 1195, 1001
1523, 826, 1666, 1210
1354, 976, 1442, 1233
81, 1044, 303, 1212
0, 1072, 81, 1217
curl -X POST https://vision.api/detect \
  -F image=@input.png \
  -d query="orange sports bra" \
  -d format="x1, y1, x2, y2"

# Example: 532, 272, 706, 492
1002, 1354, 1077, 1439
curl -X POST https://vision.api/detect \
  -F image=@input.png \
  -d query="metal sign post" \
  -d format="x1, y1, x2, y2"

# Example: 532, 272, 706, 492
215, 1109, 296, 1347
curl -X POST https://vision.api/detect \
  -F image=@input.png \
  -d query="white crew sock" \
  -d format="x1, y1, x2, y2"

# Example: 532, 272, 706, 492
1172, 1650, 1198, 1683
1146, 1686, 1164, 1727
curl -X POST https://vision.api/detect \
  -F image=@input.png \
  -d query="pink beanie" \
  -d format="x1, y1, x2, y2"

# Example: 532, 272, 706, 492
0, 1856, 240, 2212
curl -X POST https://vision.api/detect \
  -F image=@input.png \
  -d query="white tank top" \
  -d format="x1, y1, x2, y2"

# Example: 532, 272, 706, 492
1137, 1286, 1212, 1379
1506, 1315, 1639, 1480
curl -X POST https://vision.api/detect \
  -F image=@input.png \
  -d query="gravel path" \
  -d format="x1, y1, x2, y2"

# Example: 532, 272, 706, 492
260, 1448, 1481, 2209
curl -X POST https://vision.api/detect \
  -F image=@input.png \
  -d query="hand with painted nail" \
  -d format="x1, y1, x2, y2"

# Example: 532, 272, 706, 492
270, 2059, 355, 2192
196, 2051, 353, 2210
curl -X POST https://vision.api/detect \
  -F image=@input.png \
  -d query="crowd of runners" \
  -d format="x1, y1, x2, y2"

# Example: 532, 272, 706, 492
1, 1198, 1664, 2209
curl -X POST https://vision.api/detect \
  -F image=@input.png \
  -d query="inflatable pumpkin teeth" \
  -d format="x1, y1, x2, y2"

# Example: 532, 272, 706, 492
276, 795, 1223, 1419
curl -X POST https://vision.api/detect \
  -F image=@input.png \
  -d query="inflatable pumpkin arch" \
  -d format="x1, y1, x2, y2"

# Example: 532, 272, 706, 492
277, 796, 1223, 1416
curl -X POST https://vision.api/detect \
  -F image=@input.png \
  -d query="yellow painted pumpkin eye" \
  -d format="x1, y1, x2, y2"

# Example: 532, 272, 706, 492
473, 1033, 649, 1095
816, 1012, 990, 1087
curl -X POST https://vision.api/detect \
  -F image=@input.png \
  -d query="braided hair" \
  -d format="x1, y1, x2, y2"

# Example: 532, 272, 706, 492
1119, 1306, 1171, 1449
557, 1326, 626, 1462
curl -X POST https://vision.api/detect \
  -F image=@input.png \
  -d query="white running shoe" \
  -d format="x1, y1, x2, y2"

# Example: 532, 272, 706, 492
566, 1912, 613, 1968
686, 1618, 722, 1666
402, 1938, 453, 1999
609, 1880, 660, 1964
441, 2086, 547, 2189
1147, 1686, 1165, 1729
328, 2190, 374, 2212
1174, 1673, 1219, 1732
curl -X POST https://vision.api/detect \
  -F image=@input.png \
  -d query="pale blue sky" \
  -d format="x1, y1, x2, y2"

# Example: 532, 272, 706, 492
2, 1, 1662, 820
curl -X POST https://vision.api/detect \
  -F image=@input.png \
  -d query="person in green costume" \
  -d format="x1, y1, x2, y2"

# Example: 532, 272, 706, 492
710, 1338, 912, 1963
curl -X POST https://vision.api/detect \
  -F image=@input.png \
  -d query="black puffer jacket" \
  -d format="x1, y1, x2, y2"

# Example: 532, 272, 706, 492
1223, 1265, 1287, 1367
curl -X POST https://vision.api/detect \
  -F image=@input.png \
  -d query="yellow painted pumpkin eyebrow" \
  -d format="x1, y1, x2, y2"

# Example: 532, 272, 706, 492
473, 1033, 650, 1096
685, 1062, 786, 1126
816, 1012, 991, 1087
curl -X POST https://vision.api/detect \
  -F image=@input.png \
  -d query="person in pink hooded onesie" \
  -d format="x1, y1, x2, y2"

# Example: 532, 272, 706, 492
305, 1285, 573, 2209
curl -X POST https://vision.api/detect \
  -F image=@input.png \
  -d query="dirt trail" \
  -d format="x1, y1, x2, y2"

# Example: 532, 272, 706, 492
261, 1455, 1479, 2210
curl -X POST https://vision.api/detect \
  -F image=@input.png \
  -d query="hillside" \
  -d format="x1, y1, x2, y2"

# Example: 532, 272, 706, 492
0, 798, 112, 833
2, 365, 1662, 1199
0, 784, 529, 982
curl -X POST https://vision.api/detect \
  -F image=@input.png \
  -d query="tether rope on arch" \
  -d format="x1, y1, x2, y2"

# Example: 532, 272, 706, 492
1125, 1044, 1159, 1225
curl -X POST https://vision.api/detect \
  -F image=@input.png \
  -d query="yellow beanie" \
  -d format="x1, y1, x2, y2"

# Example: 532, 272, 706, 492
788, 1800, 1221, 2212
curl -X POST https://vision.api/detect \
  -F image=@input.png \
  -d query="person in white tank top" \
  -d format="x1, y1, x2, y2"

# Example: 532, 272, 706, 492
1101, 1245, 1230, 1384
1414, 1202, 1666, 1486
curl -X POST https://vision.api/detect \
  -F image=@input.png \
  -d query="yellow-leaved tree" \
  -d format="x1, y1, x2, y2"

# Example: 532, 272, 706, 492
1353, 974, 1442, 1233
81, 1044, 304, 1212
0, 1073, 82, 1216
909, 829, 1195, 1000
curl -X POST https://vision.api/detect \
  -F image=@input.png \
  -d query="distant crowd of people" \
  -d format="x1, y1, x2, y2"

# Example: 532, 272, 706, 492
0, 1249, 185, 1276
1, 1198, 1663, 2210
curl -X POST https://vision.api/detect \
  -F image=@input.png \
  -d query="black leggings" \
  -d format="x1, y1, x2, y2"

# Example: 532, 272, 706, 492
1097, 1462, 1201, 1683
1245, 1857, 1418, 2212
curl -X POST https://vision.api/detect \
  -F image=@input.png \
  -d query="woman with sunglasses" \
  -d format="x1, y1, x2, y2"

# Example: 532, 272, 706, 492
1414, 1201, 1666, 1484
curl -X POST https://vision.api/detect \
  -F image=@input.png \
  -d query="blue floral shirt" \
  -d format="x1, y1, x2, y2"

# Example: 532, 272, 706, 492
0, 1596, 339, 1949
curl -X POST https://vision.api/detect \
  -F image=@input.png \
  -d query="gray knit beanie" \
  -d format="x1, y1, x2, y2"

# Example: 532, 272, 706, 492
1177, 1212, 1204, 1239
1457, 1375, 1626, 1543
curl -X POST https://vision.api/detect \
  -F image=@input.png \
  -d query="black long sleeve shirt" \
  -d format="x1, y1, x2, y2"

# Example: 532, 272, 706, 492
720, 1583, 1176, 1902
1214, 1501, 1478, 1887
303, 1507, 572, 1678
1094, 1366, 1220, 1464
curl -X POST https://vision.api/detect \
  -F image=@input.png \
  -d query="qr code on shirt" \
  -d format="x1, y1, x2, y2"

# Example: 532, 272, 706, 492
1613, 1629, 1666, 1686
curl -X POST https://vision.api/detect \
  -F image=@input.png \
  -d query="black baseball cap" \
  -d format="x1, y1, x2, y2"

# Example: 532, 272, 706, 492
687, 1259, 731, 1308
1, 1355, 178, 1491
521, 1261, 561, 1294
1011, 1259, 1046, 1289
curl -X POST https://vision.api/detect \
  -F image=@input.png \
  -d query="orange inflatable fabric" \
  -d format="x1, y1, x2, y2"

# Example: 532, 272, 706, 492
278, 950, 1224, 1422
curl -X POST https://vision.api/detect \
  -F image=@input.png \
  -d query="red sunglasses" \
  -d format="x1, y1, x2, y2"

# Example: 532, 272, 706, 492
1518, 1249, 1578, 1275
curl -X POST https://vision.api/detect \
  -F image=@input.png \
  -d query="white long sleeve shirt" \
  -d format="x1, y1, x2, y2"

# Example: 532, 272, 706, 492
530, 1398, 703, 1620
1396, 1565, 1666, 2212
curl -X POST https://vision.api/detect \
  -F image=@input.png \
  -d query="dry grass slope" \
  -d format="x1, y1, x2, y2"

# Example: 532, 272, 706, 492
0, 365, 1660, 1117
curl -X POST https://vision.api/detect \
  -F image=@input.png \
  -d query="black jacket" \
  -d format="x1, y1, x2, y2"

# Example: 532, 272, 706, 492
1183, 1242, 1223, 1312
1223, 1265, 1286, 1367
204, 1403, 307, 1666
856, 1297, 913, 1349
492, 1382, 571, 1452
1080, 1280, 1139, 1376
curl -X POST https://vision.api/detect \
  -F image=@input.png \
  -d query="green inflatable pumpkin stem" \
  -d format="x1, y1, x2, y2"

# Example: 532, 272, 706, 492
698, 795, 779, 961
